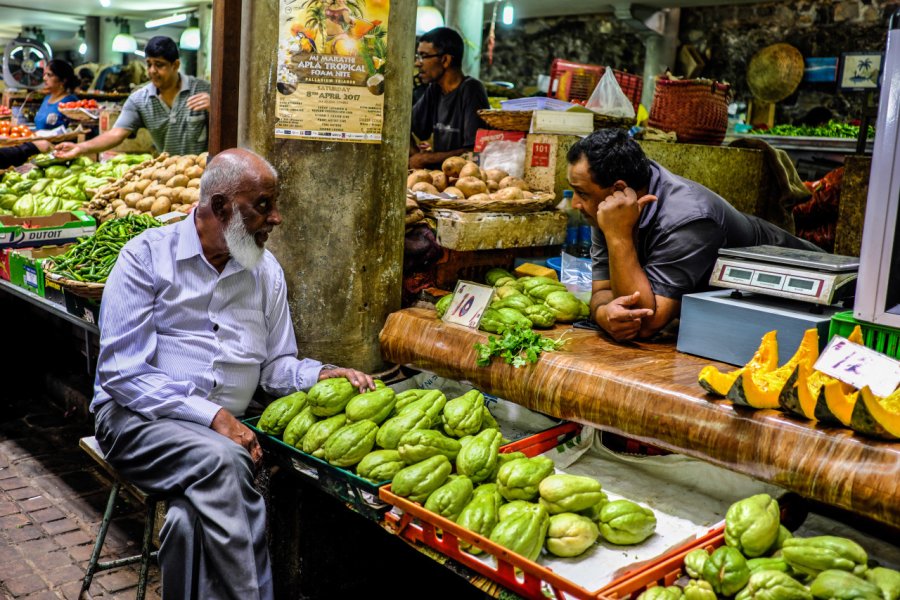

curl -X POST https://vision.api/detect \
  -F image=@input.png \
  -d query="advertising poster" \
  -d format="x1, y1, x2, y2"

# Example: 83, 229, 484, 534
275, 0, 389, 143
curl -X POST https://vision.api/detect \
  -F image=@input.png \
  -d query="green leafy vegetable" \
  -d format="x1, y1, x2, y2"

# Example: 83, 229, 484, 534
474, 325, 567, 368
750, 120, 874, 139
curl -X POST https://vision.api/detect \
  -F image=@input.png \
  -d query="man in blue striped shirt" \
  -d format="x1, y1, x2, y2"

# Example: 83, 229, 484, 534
92, 148, 374, 599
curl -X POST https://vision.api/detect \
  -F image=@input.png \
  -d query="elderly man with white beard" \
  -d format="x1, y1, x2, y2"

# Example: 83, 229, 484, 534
90, 148, 374, 600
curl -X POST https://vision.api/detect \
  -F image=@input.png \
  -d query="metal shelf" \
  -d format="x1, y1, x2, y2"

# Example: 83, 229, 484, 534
0, 278, 98, 335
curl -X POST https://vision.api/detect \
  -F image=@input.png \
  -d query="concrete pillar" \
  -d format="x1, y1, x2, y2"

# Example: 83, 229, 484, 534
641, 8, 680, 109
97, 18, 118, 66
240, 0, 415, 374
444, 0, 485, 79
84, 17, 101, 64
197, 4, 213, 80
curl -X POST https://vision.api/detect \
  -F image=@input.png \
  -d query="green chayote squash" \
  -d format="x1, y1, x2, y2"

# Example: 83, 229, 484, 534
747, 556, 790, 575
258, 391, 308, 436
479, 308, 506, 334
456, 428, 503, 483
529, 283, 569, 302
344, 387, 396, 425
773, 525, 794, 551
867, 567, 900, 600
307, 377, 356, 417
488, 501, 549, 562
12, 194, 35, 217
479, 406, 500, 432
282, 407, 318, 448
301, 414, 347, 457
735, 570, 812, 600
399, 390, 446, 427
495, 307, 532, 329
376, 407, 431, 450
424, 475, 474, 522
499, 500, 536, 521
493, 294, 534, 312
494, 285, 524, 300
486, 268, 514, 286
725, 493, 781, 557
397, 429, 462, 464
637, 586, 683, 600
492, 276, 518, 289
538, 474, 606, 514
544, 290, 582, 322
391, 454, 452, 504
395, 389, 430, 410
435, 293, 454, 318
323, 420, 378, 467
497, 455, 555, 502
521, 276, 559, 293
809, 570, 881, 600
702, 546, 751, 596
356, 449, 405, 483
457, 483, 504, 555
685, 548, 710, 579
578, 493, 610, 522
683, 579, 716, 600
597, 499, 657, 545
578, 299, 590, 319
442, 390, 485, 437
545, 513, 599, 557
523, 304, 557, 328
782, 536, 868, 578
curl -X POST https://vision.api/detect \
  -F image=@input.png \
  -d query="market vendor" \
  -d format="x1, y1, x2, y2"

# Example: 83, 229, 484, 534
91, 148, 374, 599
408, 27, 490, 170
55, 36, 210, 159
0, 139, 52, 169
35, 59, 79, 131
567, 129, 821, 342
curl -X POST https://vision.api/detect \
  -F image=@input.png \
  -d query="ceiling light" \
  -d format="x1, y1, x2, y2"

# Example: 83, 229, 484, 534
179, 14, 200, 50
99, 0, 111, 7
112, 19, 137, 53
415, 7, 444, 36
146, 14, 187, 29
134, 49, 145, 57
502, 2, 515, 26
77, 26, 86, 55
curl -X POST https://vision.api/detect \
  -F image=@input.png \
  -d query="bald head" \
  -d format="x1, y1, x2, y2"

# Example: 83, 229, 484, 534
199, 148, 278, 207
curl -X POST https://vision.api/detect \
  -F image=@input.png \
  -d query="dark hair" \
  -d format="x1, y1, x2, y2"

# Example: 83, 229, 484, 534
566, 128, 651, 189
47, 59, 78, 92
145, 36, 179, 62
419, 27, 463, 69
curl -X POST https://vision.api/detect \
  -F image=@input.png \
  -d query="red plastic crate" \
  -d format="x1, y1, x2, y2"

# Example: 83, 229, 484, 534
548, 59, 643, 111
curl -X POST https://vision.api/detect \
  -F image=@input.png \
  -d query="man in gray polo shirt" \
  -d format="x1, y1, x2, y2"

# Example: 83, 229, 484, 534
56, 36, 209, 159
567, 129, 821, 342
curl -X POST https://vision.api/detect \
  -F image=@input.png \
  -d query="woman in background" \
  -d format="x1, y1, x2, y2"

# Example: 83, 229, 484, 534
34, 60, 79, 131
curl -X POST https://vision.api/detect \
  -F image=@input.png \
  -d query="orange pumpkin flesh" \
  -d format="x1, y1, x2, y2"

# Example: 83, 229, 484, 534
731, 329, 818, 409
699, 331, 778, 398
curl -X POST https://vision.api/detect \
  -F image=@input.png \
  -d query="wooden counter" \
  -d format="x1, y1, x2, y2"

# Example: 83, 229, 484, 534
380, 308, 900, 528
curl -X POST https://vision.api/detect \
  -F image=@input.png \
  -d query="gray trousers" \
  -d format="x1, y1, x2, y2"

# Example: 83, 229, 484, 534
95, 401, 273, 600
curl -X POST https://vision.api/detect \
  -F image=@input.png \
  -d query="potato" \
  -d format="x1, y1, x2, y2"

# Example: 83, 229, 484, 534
184, 165, 204, 180
455, 176, 488, 198
187, 178, 201, 189
175, 158, 194, 173
488, 180, 500, 192
442, 156, 467, 179
157, 187, 173, 200
151, 197, 172, 216
135, 198, 155, 213
443, 186, 464, 199
492, 186, 524, 200
411, 181, 439, 195
178, 204, 193, 214
115, 205, 131, 218
166, 174, 190, 189
134, 179, 152, 193
466, 193, 491, 203
119, 182, 136, 196
479, 168, 488, 181
430, 171, 448, 192
499, 176, 529, 190
198, 152, 208, 168
124, 192, 143, 208
458, 161, 481, 180
407, 170, 432, 189
521, 191, 535, 199
484, 169, 509, 183
170, 187, 187, 203
163, 156, 179, 168
183, 188, 200, 203
111, 199, 125, 209
156, 169, 176, 184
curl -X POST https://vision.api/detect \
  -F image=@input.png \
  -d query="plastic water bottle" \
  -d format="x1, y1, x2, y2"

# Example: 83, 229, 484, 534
561, 190, 581, 255
577, 225, 593, 258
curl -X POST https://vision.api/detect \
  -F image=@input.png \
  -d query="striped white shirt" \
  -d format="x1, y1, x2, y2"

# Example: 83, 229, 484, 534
91, 215, 323, 424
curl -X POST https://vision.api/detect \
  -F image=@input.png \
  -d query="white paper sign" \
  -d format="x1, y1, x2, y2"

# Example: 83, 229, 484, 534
442, 281, 494, 329
814, 336, 900, 397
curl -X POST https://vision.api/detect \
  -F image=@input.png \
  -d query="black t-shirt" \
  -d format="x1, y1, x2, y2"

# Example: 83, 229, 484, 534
591, 161, 822, 300
411, 77, 490, 152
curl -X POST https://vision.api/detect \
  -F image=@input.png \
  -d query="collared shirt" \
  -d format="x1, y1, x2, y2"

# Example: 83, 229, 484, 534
92, 215, 323, 424
591, 161, 821, 300
114, 73, 210, 155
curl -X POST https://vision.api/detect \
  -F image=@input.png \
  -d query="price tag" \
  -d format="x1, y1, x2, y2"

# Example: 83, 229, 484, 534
530, 110, 594, 135
442, 281, 495, 330
814, 336, 900, 397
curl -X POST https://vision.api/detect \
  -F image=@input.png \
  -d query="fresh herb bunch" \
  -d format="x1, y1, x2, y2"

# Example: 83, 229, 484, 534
750, 120, 875, 139
474, 325, 567, 368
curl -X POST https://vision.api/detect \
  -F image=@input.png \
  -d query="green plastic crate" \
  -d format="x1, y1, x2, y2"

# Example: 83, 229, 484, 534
828, 311, 900, 360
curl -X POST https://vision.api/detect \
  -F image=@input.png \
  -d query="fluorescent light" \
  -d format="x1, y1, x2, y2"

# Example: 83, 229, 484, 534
502, 3, 514, 25
145, 14, 187, 29
415, 6, 444, 35
112, 33, 136, 53
134, 49, 145, 57
99, 0, 110, 7
179, 14, 200, 50
78, 42, 87, 55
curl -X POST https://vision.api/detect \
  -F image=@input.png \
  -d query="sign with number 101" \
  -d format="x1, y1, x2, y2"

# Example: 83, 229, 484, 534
442, 281, 495, 330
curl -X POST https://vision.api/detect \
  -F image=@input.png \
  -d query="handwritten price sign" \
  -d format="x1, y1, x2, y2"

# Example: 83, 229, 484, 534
442, 281, 495, 330
814, 336, 900, 397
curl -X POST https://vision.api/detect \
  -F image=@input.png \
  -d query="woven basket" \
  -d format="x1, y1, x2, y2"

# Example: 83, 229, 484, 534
415, 191, 558, 214
648, 77, 731, 145
477, 109, 634, 132
43, 260, 105, 301
59, 108, 99, 122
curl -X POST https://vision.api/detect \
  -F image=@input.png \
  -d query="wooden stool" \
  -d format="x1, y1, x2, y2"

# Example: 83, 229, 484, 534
79, 436, 161, 600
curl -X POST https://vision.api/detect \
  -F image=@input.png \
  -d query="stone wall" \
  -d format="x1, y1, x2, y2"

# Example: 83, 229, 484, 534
480, 1, 898, 122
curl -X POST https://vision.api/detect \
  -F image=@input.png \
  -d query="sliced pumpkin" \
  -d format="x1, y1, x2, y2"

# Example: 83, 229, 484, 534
812, 325, 864, 426
729, 329, 819, 409
779, 361, 827, 420
849, 386, 900, 440
698, 331, 778, 397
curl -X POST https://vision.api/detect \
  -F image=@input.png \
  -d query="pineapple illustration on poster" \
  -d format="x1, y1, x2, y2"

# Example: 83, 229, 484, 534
275, 0, 389, 143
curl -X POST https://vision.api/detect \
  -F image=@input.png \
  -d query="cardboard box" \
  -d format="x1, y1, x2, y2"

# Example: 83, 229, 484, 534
0, 211, 96, 249
523, 133, 580, 198
63, 289, 100, 325
8, 245, 72, 298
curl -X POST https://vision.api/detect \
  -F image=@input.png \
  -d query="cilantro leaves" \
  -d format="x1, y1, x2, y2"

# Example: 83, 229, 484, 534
474, 325, 567, 368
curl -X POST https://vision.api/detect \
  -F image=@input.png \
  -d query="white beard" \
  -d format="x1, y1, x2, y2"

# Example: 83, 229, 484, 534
224, 204, 265, 270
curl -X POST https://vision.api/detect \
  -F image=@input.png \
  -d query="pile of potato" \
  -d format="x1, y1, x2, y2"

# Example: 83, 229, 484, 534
85, 152, 207, 221
407, 156, 542, 202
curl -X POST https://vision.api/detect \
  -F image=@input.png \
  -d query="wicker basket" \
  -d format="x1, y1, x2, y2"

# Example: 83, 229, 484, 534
648, 77, 731, 145
43, 260, 105, 301
477, 109, 634, 132
415, 191, 558, 214
59, 108, 99, 122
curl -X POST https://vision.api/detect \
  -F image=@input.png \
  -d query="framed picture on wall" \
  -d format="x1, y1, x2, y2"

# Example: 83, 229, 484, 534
839, 52, 883, 89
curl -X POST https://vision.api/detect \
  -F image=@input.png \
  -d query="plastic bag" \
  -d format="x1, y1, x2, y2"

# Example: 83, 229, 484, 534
480, 139, 526, 179
586, 68, 636, 119
560, 251, 593, 303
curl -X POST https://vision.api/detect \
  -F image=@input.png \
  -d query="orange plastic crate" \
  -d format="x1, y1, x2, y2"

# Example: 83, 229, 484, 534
548, 59, 643, 111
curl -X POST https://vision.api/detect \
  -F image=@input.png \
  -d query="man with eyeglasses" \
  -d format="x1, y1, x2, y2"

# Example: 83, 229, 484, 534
409, 27, 490, 170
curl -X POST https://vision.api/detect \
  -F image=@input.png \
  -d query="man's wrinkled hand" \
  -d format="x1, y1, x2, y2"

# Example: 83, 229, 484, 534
186, 92, 211, 111
53, 142, 81, 160
596, 187, 657, 241
597, 291, 654, 342
210, 408, 262, 465
319, 367, 376, 392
